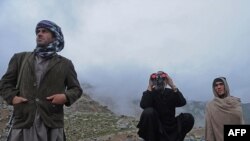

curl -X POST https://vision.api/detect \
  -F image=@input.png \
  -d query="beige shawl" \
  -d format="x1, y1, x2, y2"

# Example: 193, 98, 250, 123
205, 77, 244, 141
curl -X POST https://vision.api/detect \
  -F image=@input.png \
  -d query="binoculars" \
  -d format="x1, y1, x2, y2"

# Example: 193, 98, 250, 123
150, 72, 168, 91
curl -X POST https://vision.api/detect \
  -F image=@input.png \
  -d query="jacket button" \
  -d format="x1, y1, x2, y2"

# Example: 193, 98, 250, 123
35, 98, 40, 102
33, 82, 37, 87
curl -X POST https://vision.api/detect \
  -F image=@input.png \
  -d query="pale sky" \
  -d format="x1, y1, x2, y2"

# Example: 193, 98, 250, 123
1, 0, 250, 115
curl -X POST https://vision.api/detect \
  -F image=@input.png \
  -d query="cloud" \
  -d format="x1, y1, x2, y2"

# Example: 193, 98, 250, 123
1, 0, 250, 115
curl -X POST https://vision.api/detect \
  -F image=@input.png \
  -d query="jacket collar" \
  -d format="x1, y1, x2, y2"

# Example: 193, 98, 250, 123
26, 53, 62, 79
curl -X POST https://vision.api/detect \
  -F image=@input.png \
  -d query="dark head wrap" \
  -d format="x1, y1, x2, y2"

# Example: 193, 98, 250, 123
212, 77, 225, 87
34, 20, 64, 58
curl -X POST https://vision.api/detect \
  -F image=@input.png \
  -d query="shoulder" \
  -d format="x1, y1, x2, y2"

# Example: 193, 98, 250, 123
14, 51, 33, 59
14, 51, 32, 56
56, 54, 73, 65
56, 54, 71, 61
55, 55, 76, 70
9, 52, 32, 63
225, 96, 242, 106
143, 90, 152, 95
164, 87, 179, 94
13, 51, 31, 58
228, 96, 241, 101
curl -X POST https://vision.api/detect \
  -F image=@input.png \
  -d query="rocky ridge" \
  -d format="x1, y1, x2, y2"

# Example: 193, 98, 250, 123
0, 94, 205, 141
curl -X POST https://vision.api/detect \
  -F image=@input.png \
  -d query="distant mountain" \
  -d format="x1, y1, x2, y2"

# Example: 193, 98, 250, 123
176, 101, 206, 127
64, 93, 112, 114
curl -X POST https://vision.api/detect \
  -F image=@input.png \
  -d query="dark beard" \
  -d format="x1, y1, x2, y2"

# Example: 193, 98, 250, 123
36, 43, 47, 48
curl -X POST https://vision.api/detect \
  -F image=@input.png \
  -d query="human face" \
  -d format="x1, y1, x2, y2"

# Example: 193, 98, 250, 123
214, 82, 225, 96
36, 28, 55, 47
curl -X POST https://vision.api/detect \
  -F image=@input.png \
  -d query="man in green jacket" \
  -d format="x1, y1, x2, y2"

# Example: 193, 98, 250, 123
0, 20, 82, 141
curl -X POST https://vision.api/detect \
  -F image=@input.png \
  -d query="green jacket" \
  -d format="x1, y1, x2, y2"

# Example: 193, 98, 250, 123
0, 52, 82, 128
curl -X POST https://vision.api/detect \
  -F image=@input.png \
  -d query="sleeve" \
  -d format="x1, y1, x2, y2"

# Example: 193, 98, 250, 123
173, 89, 186, 107
140, 90, 154, 109
64, 60, 83, 106
0, 54, 19, 105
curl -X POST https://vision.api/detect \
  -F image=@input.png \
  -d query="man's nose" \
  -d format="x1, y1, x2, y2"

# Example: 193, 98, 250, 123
218, 86, 222, 89
37, 32, 43, 37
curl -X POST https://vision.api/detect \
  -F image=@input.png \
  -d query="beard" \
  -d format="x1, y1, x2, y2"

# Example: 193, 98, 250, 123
36, 41, 51, 48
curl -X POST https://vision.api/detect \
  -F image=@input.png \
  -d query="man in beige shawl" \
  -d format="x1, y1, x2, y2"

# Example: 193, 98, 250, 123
205, 77, 244, 141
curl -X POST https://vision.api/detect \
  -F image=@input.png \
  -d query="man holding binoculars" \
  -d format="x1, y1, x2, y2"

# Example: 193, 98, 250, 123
137, 71, 194, 141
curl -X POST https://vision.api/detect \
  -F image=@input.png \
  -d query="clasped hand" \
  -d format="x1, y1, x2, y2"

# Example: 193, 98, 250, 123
12, 94, 67, 105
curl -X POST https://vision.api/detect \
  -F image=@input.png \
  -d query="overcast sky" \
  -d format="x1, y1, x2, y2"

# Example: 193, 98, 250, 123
1, 0, 250, 115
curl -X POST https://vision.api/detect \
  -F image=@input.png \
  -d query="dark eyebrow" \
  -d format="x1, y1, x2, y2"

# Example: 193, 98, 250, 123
36, 28, 50, 34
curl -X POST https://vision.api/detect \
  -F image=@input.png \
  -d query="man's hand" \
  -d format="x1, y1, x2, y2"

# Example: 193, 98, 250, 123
147, 78, 155, 91
46, 94, 67, 105
12, 96, 28, 105
165, 75, 177, 92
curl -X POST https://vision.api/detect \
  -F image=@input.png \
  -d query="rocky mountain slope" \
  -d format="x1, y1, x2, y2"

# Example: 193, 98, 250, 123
63, 93, 139, 140
0, 94, 140, 141
1, 93, 248, 141
64, 94, 205, 141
